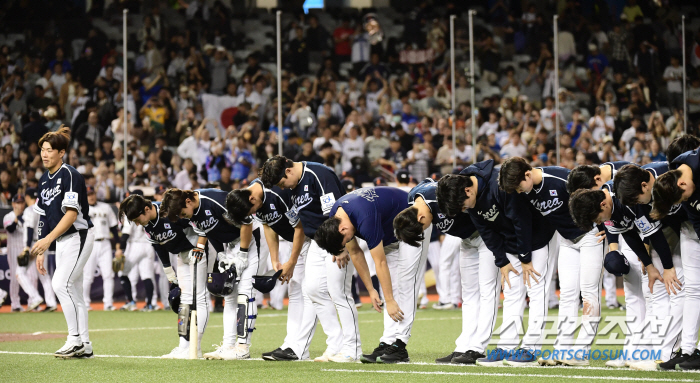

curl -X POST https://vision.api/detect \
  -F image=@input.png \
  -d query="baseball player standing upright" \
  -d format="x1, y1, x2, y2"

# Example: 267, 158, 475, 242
32, 127, 95, 358
16, 189, 57, 311
259, 156, 351, 362
83, 186, 119, 311
4, 195, 40, 311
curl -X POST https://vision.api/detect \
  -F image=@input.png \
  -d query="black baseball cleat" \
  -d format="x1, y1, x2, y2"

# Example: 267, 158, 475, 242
658, 350, 689, 370
75, 342, 94, 359
378, 340, 409, 364
271, 348, 299, 361
54, 341, 85, 358
361, 342, 390, 363
452, 350, 485, 365
435, 352, 460, 364
263, 348, 282, 361
677, 349, 700, 370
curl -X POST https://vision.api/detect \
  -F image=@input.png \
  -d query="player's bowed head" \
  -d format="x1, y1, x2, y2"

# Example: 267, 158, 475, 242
160, 188, 198, 221
435, 174, 477, 217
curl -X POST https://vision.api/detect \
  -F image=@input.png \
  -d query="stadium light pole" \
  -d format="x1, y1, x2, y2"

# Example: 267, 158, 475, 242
554, 14, 560, 165
276, 10, 283, 156
123, 8, 128, 186
682, 15, 687, 134
450, 14, 456, 170
469, 10, 476, 164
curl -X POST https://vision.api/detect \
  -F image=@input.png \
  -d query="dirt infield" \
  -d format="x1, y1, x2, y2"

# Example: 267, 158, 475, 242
0, 333, 64, 342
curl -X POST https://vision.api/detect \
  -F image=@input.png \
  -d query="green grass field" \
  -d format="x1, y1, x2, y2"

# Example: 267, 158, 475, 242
1, 304, 699, 383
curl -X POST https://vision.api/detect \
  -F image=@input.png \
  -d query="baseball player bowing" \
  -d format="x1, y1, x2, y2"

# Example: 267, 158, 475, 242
259, 156, 351, 362
315, 187, 420, 363
83, 186, 120, 311
160, 188, 265, 360
437, 159, 557, 366
498, 157, 605, 366
32, 127, 95, 358
119, 194, 209, 358
394, 178, 499, 365
225, 178, 312, 361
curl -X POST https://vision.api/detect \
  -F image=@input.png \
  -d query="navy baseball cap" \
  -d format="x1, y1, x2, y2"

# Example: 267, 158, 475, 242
604, 250, 630, 277
12, 194, 24, 203
396, 170, 410, 184
25, 188, 38, 199
340, 179, 354, 192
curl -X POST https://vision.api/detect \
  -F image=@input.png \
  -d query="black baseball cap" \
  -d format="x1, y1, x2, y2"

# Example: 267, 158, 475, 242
126, 189, 144, 197
396, 170, 410, 184
340, 179, 354, 192
25, 188, 38, 199
604, 250, 630, 277
12, 194, 24, 203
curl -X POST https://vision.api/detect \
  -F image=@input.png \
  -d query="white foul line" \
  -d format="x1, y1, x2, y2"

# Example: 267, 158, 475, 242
321, 368, 697, 382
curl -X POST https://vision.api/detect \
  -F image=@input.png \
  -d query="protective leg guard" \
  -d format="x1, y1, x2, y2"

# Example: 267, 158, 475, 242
120, 276, 133, 302
178, 304, 191, 341
144, 278, 154, 306
237, 295, 257, 341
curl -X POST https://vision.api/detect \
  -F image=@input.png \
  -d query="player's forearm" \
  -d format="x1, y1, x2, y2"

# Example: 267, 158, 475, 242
45, 210, 78, 242
372, 253, 395, 302
288, 224, 305, 264
264, 225, 280, 265
239, 223, 252, 249
348, 249, 375, 295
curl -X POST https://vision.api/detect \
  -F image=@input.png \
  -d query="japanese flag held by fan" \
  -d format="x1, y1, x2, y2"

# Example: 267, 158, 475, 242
201, 93, 239, 133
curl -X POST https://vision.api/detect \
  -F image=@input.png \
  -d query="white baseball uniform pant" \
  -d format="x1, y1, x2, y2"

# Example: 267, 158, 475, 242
278, 238, 310, 352
618, 234, 647, 359
498, 234, 558, 351
454, 234, 500, 353
83, 239, 114, 308
603, 270, 618, 306
554, 229, 604, 357
420, 239, 441, 306
177, 249, 210, 346
7, 248, 21, 309
268, 239, 292, 310
122, 242, 156, 298
16, 254, 57, 308
681, 223, 700, 353
379, 226, 431, 346
440, 234, 462, 305
52, 230, 94, 344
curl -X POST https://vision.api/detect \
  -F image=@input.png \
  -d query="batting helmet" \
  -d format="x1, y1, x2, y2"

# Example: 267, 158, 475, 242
206, 267, 237, 297
253, 269, 283, 293
168, 284, 181, 313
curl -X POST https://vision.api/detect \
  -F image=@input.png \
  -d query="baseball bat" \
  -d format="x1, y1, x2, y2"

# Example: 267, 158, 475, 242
189, 260, 198, 359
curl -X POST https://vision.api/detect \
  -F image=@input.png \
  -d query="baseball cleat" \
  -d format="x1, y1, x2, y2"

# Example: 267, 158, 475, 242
28, 297, 44, 311
221, 344, 250, 360
605, 358, 629, 368
328, 353, 358, 363
140, 304, 155, 312
75, 342, 94, 359
262, 348, 282, 361
43, 306, 57, 312
677, 349, 700, 370
161, 346, 202, 359
103, 305, 116, 311
86, 306, 93, 312
476, 348, 507, 367
452, 350, 485, 365
435, 352, 460, 364
659, 350, 691, 370
538, 357, 560, 366
418, 303, 427, 309
12, 307, 25, 312
54, 340, 85, 358
629, 360, 659, 371
503, 348, 538, 366
120, 301, 137, 311
313, 350, 334, 362
361, 342, 390, 363
0, 289, 7, 308
378, 340, 409, 364
432, 302, 455, 310
562, 358, 589, 367
271, 348, 300, 361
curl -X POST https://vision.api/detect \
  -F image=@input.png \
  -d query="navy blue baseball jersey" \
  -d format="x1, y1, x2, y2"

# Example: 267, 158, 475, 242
289, 162, 345, 239
526, 167, 584, 240
602, 161, 631, 179
409, 178, 477, 239
599, 181, 650, 263
670, 149, 700, 237
460, 160, 554, 268
35, 163, 93, 240
249, 179, 297, 242
330, 187, 408, 249
144, 202, 197, 267
189, 188, 244, 253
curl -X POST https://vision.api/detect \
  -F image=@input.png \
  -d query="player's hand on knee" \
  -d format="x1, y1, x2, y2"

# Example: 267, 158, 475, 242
663, 267, 682, 295
595, 231, 606, 243
500, 263, 519, 289
232, 256, 248, 275
520, 262, 541, 288
645, 265, 664, 294
279, 260, 295, 284
333, 251, 349, 268
385, 299, 404, 322
369, 289, 382, 313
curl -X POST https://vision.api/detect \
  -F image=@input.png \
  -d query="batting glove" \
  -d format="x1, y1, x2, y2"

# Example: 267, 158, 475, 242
232, 249, 249, 275
163, 266, 177, 284
218, 251, 233, 271
188, 245, 205, 264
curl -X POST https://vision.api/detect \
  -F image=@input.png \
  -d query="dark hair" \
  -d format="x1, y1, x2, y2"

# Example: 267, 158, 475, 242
393, 207, 424, 247
160, 188, 197, 221
436, 174, 474, 217
667, 135, 700, 162
651, 170, 684, 220
225, 189, 254, 226
566, 165, 601, 194
315, 217, 345, 256
498, 157, 532, 193
38, 126, 71, 152
613, 164, 650, 205
568, 189, 606, 230
260, 155, 294, 188
118, 194, 152, 223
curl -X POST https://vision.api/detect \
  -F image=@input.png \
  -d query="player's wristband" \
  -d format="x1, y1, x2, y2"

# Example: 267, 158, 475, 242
240, 247, 249, 252
196, 243, 205, 250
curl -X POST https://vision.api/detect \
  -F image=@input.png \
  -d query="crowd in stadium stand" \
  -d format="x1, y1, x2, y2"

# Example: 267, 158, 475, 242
0, 0, 699, 206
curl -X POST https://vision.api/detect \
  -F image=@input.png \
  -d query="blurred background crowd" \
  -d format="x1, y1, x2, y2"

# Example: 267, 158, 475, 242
0, 0, 699, 206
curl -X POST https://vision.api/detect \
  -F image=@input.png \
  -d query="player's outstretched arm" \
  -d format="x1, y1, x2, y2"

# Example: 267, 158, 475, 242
346, 238, 383, 314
